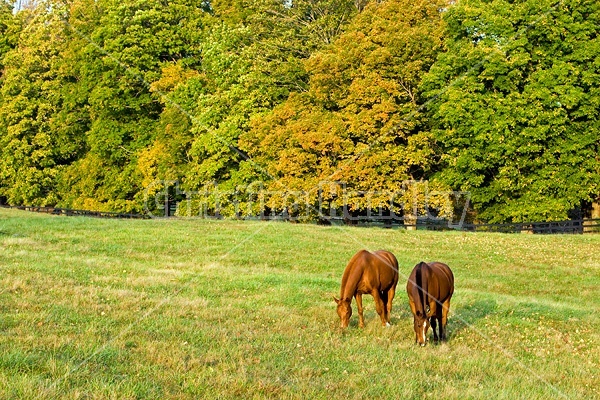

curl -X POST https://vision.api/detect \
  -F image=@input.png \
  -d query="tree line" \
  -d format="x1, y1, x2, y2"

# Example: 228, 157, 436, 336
0, 0, 599, 223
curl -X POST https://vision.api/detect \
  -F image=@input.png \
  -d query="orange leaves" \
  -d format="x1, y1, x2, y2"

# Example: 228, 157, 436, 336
149, 63, 200, 97
237, 0, 449, 215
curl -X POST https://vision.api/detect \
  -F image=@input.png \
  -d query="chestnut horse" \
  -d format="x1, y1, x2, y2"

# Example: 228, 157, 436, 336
407, 261, 454, 346
334, 250, 399, 328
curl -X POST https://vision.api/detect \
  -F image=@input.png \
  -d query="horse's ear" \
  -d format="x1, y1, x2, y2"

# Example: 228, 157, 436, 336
333, 296, 340, 305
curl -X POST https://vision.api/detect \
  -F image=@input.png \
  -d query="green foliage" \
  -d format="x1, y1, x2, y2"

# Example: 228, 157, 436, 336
55, 0, 207, 212
0, 0, 598, 222
424, 0, 600, 222
0, 5, 84, 206
176, 0, 361, 215
0, 0, 18, 73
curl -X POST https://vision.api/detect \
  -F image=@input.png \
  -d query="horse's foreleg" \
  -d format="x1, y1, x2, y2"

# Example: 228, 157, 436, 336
355, 293, 365, 328
441, 298, 451, 341
430, 317, 439, 342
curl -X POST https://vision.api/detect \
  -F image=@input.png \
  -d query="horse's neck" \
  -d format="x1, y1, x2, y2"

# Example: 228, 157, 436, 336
340, 265, 362, 301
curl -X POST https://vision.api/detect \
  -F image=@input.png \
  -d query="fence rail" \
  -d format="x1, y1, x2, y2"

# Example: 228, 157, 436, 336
447, 218, 600, 234
1, 205, 148, 219
2, 204, 599, 234
320, 215, 600, 234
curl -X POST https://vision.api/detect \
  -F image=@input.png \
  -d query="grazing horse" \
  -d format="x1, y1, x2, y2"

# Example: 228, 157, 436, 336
407, 261, 454, 346
334, 250, 399, 328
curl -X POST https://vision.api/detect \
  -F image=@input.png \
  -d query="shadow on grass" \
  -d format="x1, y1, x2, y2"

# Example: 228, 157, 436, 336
345, 298, 498, 339
449, 298, 498, 338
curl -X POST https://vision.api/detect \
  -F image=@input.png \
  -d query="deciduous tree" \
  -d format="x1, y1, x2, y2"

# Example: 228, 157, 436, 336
242, 0, 451, 219
424, 0, 600, 222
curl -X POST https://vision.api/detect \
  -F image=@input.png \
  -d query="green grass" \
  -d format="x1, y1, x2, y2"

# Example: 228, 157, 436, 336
0, 208, 598, 399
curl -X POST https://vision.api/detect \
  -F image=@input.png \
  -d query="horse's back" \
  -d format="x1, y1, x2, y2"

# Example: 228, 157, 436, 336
373, 250, 398, 286
373, 250, 398, 270
429, 262, 453, 284
345, 250, 398, 294
429, 262, 454, 299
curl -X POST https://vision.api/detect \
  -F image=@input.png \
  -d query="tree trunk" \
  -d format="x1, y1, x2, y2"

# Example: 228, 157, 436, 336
404, 215, 417, 231
584, 198, 600, 232
592, 200, 600, 219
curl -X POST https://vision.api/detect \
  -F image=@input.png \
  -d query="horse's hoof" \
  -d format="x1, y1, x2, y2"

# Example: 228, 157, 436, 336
385, 322, 391, 327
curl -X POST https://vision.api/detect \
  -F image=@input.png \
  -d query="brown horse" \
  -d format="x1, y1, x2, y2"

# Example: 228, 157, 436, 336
334, 250, 399, 328
407, 261, 454, 346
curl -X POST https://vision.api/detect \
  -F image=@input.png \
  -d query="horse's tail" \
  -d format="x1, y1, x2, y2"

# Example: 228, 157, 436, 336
415, 261, 429, 316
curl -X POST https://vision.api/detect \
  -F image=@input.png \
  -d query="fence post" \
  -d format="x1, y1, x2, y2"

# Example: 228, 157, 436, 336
165, 197, 170, 218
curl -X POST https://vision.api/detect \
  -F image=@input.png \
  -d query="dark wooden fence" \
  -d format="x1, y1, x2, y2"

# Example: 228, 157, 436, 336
321, 215, 600, 234
3, 204, 599, 234
1, 205, 148, 219
414, 218, 600, 234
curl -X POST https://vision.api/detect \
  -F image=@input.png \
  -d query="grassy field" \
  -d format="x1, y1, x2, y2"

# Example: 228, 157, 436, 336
0, 208, 598, 399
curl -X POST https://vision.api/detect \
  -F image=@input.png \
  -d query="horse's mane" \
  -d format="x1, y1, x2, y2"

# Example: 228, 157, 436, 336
415, 261, 429, 316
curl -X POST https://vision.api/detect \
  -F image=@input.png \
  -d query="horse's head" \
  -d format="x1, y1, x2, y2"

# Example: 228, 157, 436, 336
413, 310, 429, 346
333, 297, 352, 328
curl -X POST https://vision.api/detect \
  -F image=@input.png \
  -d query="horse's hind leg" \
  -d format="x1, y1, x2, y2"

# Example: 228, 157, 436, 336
441, 298, 451, 341
371, 290, 387, 326
379, 290, 390, 326
355, 293, 365, 328
385, 287, 395, 325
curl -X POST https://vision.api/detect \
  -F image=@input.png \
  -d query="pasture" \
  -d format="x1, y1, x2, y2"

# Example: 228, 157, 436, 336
0, 208, 598, 399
